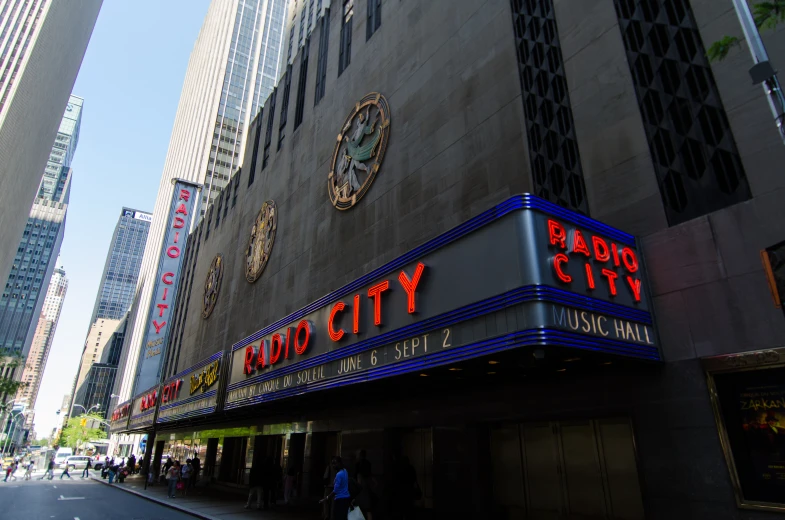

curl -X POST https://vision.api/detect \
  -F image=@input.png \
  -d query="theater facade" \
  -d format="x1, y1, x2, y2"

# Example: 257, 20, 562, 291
110, 0, 785, 518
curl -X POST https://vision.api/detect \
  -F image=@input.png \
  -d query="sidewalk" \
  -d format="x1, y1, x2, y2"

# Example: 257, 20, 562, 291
90, 474, 319, 520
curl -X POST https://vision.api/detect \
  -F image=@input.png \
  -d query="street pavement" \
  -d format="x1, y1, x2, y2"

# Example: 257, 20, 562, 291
0, 470, 198, 520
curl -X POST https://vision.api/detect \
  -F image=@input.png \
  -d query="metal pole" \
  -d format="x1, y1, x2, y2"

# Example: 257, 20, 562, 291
731, 0, 785, 143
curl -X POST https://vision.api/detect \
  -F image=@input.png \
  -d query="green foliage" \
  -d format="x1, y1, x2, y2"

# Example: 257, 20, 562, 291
707, 35, 742, 62
0, 355, 28, 397
709, 1, 785, 62
59, 413, 106, 449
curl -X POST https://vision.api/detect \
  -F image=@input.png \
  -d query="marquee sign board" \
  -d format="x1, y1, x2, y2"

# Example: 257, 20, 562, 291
223, 194, 658, 410
157, 352, 223, 424
108, 401, 131, 433
128, 384, 159, 431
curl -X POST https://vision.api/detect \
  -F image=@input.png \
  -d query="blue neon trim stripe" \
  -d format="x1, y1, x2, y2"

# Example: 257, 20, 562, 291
231, 194, 637, 351
225, 328, 659, 409
228, 284, 652, 391
158, 390, 217, 411
129, 408, 155, 421
157, 407, 217, 423
165, 351, 223, 384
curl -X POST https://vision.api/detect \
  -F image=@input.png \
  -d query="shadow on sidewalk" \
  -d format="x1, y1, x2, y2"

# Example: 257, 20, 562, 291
91, 474, 320, 520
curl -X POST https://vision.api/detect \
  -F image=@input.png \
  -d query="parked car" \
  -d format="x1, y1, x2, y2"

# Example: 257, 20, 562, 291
60, 455, 91, 470
93, 459, 105, 471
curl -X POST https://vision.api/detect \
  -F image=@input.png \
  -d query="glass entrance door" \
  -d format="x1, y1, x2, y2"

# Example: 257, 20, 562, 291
490, 418, 644, 519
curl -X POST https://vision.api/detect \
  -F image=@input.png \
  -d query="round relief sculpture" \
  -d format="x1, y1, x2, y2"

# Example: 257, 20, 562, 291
202, 254, 223, 319
245, 200, 277, 283
328, 92, 391, 210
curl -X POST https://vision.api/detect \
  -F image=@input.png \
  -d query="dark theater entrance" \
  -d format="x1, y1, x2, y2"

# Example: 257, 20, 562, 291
489, 417, 644, 519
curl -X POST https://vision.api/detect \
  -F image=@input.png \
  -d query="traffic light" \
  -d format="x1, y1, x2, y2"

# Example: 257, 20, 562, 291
761, 240, 785, 308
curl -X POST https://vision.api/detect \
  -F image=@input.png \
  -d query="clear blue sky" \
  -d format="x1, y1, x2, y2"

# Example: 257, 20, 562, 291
35, 0, 211, 438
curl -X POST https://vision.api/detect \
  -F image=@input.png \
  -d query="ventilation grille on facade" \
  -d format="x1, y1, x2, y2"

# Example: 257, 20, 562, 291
510, 0, 589, 215
614, 0, 751, 225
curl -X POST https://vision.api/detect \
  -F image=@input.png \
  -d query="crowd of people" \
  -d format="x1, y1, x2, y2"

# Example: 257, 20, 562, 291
159, 455, 201, 499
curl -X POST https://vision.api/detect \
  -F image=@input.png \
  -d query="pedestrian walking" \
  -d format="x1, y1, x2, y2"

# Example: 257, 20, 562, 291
284, 466, 297, 505
166, 461, 180, 498
60, 463, 72, 480
4, 461, 17, 482
127, 453, 136, 474
39, 458, 55, 480
23, 460, 34, 480
180, 459, 192, 496
245, 463, 263, 510
81, 458, 92, 478
190, 455, 200, 488
320, 456, 351, 520
261, 456, 280, 510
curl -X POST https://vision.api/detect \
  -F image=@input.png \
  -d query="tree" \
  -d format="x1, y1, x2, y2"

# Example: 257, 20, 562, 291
708, 1, 785, 62
59, 413, 106, 452
0, 355, 27, 397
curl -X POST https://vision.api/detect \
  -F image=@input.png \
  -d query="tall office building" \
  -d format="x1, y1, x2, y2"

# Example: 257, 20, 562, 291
70, 209, 151, 414
114, 0, 289, 403
15, 265, 67, 428
90, 209, 152, 324
72, 315, 128, 419
0, 0, 102, 288
0, 96, 82, 358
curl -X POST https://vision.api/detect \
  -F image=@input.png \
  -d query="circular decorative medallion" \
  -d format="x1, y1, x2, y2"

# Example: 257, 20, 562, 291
202, 254, 223, 319
245, 200, 277, 283
328, 92, 391, 210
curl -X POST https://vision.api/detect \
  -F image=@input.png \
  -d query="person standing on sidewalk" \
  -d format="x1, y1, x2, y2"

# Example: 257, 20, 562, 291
320, 456, 351, 520
245, 463, 263, 510
81, 458, 92, 479
180, 459, 193, 497
166, 461, 180, 499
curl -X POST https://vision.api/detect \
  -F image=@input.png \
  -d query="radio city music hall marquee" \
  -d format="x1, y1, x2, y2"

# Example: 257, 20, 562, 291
158, 353, 223, 424
224, 195, 659, 410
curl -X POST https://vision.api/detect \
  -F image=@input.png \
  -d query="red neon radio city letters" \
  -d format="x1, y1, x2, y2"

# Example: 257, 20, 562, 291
111, 403, 130, 422
161, 379, 183, 404
242, 263, 426, 376
547, 219, 642, 302
152, 188, 192, 337
139, 389, 158, 412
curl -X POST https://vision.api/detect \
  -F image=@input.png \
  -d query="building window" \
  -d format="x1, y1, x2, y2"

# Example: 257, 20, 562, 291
339, 1, 353, 76
279, 68, 292, 150
315, 11, 331, 105
295, 38, 310, 129
509, 0, 589, 215
205, 206, 213, 239
614, 0, 751, 225
215, 190, 223, 227
233, 170, 241, 207
288, 25, 295, 64
263, 88, 277, 170
366, 0, 381, 40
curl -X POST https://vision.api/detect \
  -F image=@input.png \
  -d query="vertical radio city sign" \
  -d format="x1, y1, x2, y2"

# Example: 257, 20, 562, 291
134, 179, 200, 393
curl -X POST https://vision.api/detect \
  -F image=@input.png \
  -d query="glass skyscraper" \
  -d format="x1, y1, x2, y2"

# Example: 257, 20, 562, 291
0, 95, 81, 357
90, 209, 152, 323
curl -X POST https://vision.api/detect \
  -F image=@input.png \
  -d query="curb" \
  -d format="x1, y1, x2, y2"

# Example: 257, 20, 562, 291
89, 476, 220, 520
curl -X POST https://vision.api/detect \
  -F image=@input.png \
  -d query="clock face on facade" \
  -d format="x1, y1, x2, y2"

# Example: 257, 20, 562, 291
328, 92, 391, 210
245, 200, 277, 283
202, 254, 223, 319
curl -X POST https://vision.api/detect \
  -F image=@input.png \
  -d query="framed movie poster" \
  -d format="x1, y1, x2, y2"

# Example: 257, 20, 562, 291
705, 348, 785, 511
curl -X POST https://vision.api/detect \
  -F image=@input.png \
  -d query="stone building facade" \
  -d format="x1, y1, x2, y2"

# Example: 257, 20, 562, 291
113, 1, 785, 517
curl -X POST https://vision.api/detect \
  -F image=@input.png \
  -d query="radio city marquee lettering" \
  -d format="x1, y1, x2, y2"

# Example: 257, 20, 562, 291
129, 385, 159, 430
225, 195, 659, 409
190, 359, 220, 395
158, 354, 223, 423
110, 402, 131, 431
135, 180, 200, 392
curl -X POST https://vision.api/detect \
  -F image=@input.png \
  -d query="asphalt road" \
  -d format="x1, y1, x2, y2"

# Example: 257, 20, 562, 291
0, 472, 198, 520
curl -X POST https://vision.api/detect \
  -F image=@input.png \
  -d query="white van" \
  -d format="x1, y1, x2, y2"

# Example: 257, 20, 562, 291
54, 448, 73, 465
